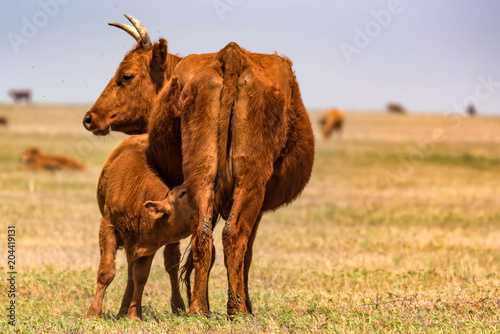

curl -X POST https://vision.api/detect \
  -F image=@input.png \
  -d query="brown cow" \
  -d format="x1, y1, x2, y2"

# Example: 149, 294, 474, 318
20, 147, 85, 171
84, 16, 315, 316
387, 102, 406, 114
86, 134, 191, 320
82, 15, 182, 135
149, 43, 315, 315
319, 108, 345, 138
9, 89, 31, 103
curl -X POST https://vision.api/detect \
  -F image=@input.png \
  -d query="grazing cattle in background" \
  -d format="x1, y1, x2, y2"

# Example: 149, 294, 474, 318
0, 116, 8, 126
466, 104, 477, 116
9, 89, 31, 103
84, 16, 315, 315
86, 134, 191, 321
319, 108, 345, 139
20, 147, 85, 171
387, 102, 406, 114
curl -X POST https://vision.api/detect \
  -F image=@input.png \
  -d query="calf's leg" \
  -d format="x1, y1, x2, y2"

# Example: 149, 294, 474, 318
86, 219, 117, 318
127, 254, 155, 320
116, 257, 134, 318
163, 242, 185, 314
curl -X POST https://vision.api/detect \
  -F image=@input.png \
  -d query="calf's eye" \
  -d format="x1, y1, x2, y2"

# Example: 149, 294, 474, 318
179, 191, 187, 198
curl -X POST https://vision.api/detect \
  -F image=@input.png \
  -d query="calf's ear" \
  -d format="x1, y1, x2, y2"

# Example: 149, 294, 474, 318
149, 38, 168, 92
144, 200, 172, 220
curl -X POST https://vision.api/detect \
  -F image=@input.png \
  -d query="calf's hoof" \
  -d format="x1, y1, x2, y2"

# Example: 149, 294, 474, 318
85, 308, 101, 319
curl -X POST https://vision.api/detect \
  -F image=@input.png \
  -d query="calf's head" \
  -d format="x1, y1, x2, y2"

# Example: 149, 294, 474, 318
20, 147, 40, 164
83, 15, 170, 135
144, 185, 190, 225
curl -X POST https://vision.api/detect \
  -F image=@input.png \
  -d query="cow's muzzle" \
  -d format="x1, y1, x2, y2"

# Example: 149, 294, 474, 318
83, 114, 92, 130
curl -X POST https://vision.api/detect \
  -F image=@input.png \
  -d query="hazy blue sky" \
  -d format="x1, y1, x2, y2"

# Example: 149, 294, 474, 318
1, 0, 500, 114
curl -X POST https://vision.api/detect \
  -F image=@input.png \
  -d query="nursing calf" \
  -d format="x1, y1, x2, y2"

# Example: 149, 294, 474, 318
86, 135, 191, 320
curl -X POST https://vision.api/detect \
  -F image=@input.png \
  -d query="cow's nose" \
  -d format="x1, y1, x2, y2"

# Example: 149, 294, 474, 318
83, 114, 92, 130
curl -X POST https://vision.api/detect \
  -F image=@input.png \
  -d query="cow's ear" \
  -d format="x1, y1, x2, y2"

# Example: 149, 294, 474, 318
149, 38, 168, 92
144, 200, 171, 220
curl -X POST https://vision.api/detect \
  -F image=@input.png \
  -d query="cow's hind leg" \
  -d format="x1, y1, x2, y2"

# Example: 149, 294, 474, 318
86, 218, 117, 318
223, 183, 267, 315
222, 63, 286, 315
242, 212, 262, 314
181, 244, 216, 309
163, 242, 185, 314
181, 65, 223, 315
127, 254, 155, 321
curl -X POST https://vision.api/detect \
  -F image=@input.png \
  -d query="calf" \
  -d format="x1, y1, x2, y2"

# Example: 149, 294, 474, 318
86, 135, 191, 320
20, 147, 85, 171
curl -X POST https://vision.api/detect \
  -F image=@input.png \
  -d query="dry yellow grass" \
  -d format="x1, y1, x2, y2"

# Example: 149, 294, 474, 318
0, 104, 499, 332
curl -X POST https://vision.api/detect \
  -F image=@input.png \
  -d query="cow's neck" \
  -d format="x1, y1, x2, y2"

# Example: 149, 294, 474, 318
165, 54, 183, 81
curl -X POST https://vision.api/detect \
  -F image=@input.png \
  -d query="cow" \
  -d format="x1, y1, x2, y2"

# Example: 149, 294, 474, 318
149, 42, 315, 315
0, 116, 7, 126
9, 89, 31, 103
387, 102, 406, 114
86, 134, 192, 321
319, 108, 345, 139
466, 104, 477, 116
82, 15, 182, 135
20, 147, 85, 171
84, 16, 315, 316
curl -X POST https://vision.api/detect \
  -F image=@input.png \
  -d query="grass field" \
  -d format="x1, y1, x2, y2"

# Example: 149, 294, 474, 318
0, 104, 499, 333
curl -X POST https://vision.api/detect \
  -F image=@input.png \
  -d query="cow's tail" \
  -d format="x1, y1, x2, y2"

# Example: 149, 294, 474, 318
215, 43, 243, 200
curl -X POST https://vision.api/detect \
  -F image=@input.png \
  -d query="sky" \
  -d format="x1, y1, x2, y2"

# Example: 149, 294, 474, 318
1, 0, 500, 114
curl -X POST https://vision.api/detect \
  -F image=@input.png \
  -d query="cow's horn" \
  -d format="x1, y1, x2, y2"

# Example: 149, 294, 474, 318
124, 14, 151, 49
108, 22, 141, 42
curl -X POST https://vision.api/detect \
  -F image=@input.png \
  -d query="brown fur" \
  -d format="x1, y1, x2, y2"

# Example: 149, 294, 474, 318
86, 135, 191, 320
148, 42, 315, 315
387, 102, 406, 114
20, 147, 85, 171
84, 37, 315, 316
9, 89, 31, 103
83, 39, 182, 135
320, 108, 345, 138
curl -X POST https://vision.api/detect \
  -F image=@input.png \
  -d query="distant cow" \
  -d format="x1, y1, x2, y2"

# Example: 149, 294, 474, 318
86, 134, 192, 321
319, 108, 345, 138
20, 147, 85, 171
9, 89, 31, 103
466, 104, 477, 116
387, 102, 406, 114
0, 116, 7, 126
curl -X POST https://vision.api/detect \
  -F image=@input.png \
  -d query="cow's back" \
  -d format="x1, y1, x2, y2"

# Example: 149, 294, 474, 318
149, 42, 313, 216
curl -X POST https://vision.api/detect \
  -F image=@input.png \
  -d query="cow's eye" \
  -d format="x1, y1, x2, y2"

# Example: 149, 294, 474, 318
179, 191, 187, 199
121, 74, 135, 83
